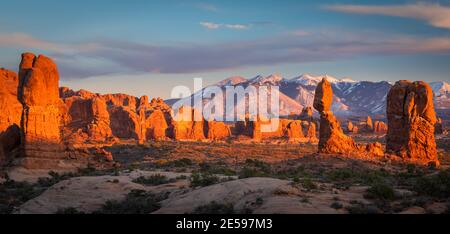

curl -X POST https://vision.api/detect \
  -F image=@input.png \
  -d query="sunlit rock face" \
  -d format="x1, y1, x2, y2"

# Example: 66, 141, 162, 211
0, 68, 22, 165
18, 53, 66, 169
386, 80, 438, 165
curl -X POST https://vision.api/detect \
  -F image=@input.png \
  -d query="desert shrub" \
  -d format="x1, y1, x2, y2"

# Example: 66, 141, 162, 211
238, 159, 271, 179
132, 174, 174, 186
167, 158, 193, 167
364, 183, 395, 201
193, 201, 235, 214
346, 200, 380, 214
330, 202, 343, 210
413, 169, 450, 198
0, 180, 47, 214
95, 190, 161, 214
300, 178, 318, 190
326, 168, 392, 186
199, 162, 236, 176
190, 173, 220, 187
55, 207, 85, 214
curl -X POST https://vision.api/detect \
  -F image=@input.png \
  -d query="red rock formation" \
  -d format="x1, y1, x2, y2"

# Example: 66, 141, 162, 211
108, 106, 144, 142
0, 125, 21, 165
299, 107, 314, 121
145, 110, 169, 140
0, 69, 22, 134
286, 121, 304, 141
373, 121, 388, 134
172, 107, 206, 141
386, 80, 438, 165
18, 53, 65, 169
365, 142, 384, 157
346, 121, 359, 134
314, 78, 358, 154
207, 120, 231, 140
302, 121, 318, 142
366, 116, 374, 132
102, 93, 138, 111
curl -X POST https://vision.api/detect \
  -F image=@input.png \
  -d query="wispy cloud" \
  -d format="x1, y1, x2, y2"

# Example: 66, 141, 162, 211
195, 3, 218, 12
0, 33, 100, 53
324, 2, 450, 29
200, 21, 250, 30
2, 32, 450, 79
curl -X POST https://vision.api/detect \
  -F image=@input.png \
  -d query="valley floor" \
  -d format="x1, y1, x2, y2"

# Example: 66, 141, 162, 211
1, 135, 450, 214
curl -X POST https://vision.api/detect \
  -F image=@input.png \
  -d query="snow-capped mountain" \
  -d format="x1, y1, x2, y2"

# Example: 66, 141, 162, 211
430, 81, 450, 110
168, 74, 449, 118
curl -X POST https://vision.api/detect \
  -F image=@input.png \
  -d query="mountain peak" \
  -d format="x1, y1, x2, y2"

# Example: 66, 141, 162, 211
249, 74, 284, 85
216, 76, 247, 86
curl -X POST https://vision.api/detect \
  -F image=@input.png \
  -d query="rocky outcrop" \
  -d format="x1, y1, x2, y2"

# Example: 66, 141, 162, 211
63, 96, 115, 144
373, 121, 388, 134
0, 69, 22, 134
0, 125, 21, 165
386, 80, 438, 165
286, 121, 304, 141
314, 78, 358, 154
145, 110, 169, 140
365, 116, 374, 132
108, 106, 144, 142
346, 121, 358, 134
18, 53, 65, 169
207, 121, 231, 140
299, 107, 313, 121
172, 107, 206, 141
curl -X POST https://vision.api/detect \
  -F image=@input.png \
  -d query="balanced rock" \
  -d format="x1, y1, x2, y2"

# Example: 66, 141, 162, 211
314, 78, 358, 154
386, 80, 438, 165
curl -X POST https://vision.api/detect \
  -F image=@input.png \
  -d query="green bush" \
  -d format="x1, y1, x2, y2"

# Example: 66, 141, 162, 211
413, 169, 450, 198
238, 159, 271, 179
95, 190, 161, 214
132, 174, 174, 186
190, 173, 220, 187
364, 183, 395, 201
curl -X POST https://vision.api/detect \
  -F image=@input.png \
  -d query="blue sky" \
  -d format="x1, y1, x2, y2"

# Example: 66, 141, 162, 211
1, 0, 450, 98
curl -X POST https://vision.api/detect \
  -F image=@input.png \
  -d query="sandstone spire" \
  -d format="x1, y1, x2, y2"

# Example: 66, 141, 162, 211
386, 80, 438, 165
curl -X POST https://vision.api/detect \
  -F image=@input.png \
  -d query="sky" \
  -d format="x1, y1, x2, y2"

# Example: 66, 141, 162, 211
1, 0, 450, 99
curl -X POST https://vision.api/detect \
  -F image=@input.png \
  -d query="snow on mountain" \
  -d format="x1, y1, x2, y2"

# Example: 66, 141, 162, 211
431, 81, 450, 98
168, 74, 449, 118
289, 73, 356, 87
216, 76, 247, 86
248, 74, 284, 85
430, 81, 450, 109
